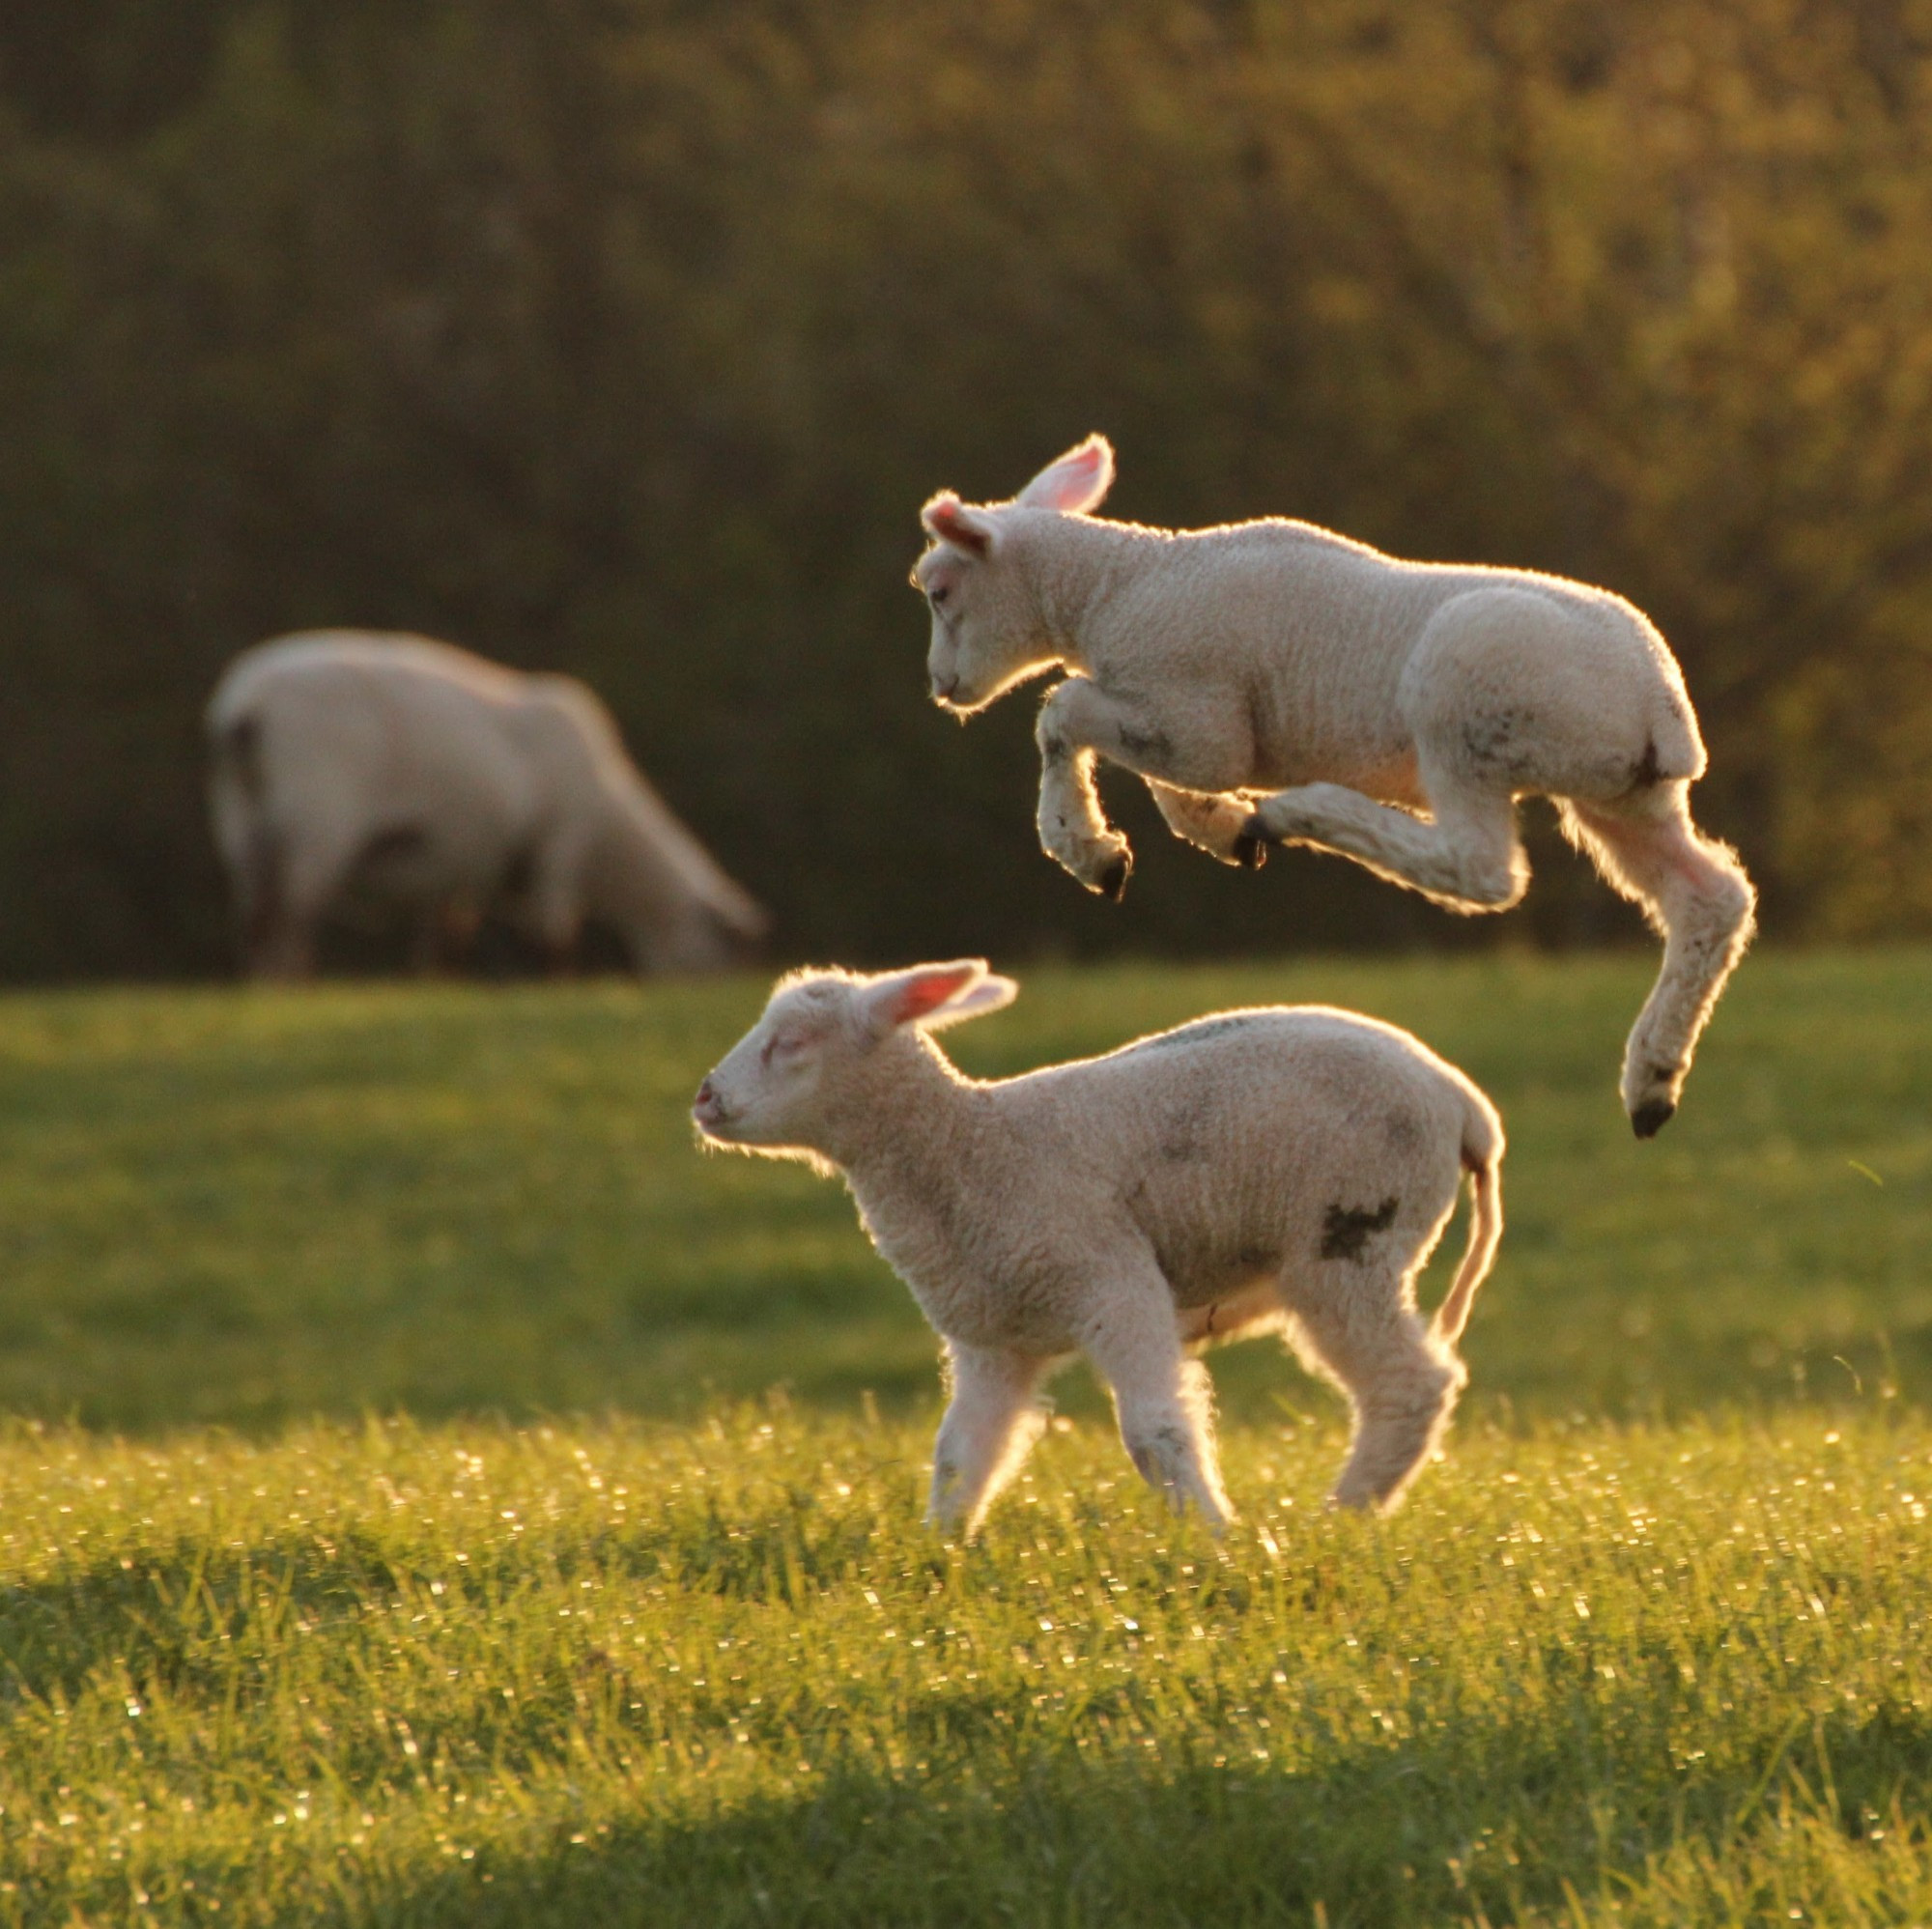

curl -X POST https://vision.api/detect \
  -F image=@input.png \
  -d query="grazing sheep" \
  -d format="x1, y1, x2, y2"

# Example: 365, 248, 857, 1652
912, 438, 1754, 1137
207, 631, 766, 978
693, 959, 1504, 1535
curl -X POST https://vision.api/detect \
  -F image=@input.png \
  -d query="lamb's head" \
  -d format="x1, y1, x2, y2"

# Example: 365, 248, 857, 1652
693, 960, 1019, 1161
913, 435, 1116, 715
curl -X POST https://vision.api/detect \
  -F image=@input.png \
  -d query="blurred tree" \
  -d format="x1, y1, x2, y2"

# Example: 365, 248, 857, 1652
1, 0, 1930, 977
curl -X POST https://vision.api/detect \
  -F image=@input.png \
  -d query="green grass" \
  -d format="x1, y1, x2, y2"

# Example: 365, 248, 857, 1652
6, 1409, 1932, 1925
0, 950, 1929, 1923
1, 950, 1928, 1430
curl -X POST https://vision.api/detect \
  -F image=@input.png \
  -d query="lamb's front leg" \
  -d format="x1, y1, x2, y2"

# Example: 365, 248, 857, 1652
927, 1343, 1050, 1538
1079, 1266, 1235, 1530
1036, 680, 1139, 898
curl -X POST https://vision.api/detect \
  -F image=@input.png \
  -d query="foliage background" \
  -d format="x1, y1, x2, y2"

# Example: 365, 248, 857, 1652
5, 0, 1932, 978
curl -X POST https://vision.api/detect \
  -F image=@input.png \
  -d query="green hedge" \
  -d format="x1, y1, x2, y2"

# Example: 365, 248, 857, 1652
3, 0, 1930, 976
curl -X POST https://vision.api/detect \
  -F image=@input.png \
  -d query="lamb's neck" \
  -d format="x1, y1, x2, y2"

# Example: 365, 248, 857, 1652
1028, 516, 1163, 671
827, 1035, 999, 1204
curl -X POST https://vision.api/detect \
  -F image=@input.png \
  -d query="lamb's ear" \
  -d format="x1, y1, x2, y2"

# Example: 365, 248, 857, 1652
921, 973, 1019, 1031
861, 960, 1011, 1036
1013, 435, 1116, 514
921, 493, 994, 557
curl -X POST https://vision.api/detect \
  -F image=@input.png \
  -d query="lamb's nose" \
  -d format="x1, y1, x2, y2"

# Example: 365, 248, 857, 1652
695, 1078, 715, 1106
931, 671, 958, 701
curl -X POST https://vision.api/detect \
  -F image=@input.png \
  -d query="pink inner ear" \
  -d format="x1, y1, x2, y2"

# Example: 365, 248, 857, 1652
922, 495, 990, 556
889, 966, 980, 1026
1060, 447, 1103, 493
1017, 436, 1115, 513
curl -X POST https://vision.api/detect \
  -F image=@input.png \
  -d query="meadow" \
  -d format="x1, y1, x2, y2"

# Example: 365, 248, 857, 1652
0, 950, 1929, 1924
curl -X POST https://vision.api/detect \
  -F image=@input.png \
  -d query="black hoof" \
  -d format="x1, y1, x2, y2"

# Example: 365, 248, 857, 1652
1231, 833, 1267, 870
1631, 1098, 1676, 1140
1096, 854, 1131, 902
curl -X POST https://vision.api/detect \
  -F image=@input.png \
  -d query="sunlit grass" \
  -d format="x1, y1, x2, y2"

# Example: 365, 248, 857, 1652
0, 950, 1927, 1429
0, 950, 1928, 1921
3, 1406, 1931, 1925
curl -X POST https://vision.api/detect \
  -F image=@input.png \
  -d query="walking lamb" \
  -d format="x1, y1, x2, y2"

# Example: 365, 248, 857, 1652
911, 438, 1754, 1137
208, 632, 766, 978
693, 959, 1504, 1535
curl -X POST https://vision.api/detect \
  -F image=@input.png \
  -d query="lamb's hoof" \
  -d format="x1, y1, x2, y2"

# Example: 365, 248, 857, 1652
1631, 1097, 1676, 1140
1095, 853, 1131, 902
1240, 810, 1279, 848
1231, 832, 1267, 870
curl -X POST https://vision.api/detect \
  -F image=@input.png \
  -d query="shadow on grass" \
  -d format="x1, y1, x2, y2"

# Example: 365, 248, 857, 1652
11, 1526, 1932, 1924
302, 1696, 1932, 1929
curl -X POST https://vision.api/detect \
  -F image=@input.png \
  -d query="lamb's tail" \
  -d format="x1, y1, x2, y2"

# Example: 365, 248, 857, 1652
1433, 1092, 1505, 1349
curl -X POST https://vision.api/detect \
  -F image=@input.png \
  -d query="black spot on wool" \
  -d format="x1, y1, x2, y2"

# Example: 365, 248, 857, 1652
1320, 1196, 1399, 1262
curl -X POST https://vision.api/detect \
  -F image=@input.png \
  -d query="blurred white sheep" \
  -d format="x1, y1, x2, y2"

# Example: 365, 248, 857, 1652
207, 631, 766, 978
694, 959, 1504, 1535
912, 438, 1754, 1137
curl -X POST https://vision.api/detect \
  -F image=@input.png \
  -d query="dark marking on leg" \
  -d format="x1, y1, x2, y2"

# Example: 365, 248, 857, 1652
1463, 709, 1537, 782
1321, 1196, 1399, 1262
1117, 724, 1174, 765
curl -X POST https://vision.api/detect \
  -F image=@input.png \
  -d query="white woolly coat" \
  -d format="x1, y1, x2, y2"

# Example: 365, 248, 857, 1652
207, 631, 765, 971
956, 508, 1703, 810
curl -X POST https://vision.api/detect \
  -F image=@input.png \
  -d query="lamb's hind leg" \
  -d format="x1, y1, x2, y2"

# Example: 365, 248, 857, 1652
1562, 787, 1756, 1137
1145, 780, 1268, 868
1243, 770, 1528, 913
251, 821, 360, 979
1288, 1289, 1465, 1513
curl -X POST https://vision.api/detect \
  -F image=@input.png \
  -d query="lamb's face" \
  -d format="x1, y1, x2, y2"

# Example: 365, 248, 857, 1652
913, 440, 1115, 715
914, 530, 1051, 716
693, 979, 853, 1155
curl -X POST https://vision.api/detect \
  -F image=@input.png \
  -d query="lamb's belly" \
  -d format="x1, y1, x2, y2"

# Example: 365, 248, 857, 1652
346, 830, 469, 900
1163, 1240, 1285, 1311
1177, 1278, 1287, 1348
1273, 738, 1424, 807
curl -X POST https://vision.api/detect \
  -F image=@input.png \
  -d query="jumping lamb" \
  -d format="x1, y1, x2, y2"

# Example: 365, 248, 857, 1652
693, 959, 1505, 1535
911, 438, 1754, 1137
208, 631, 767, 978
